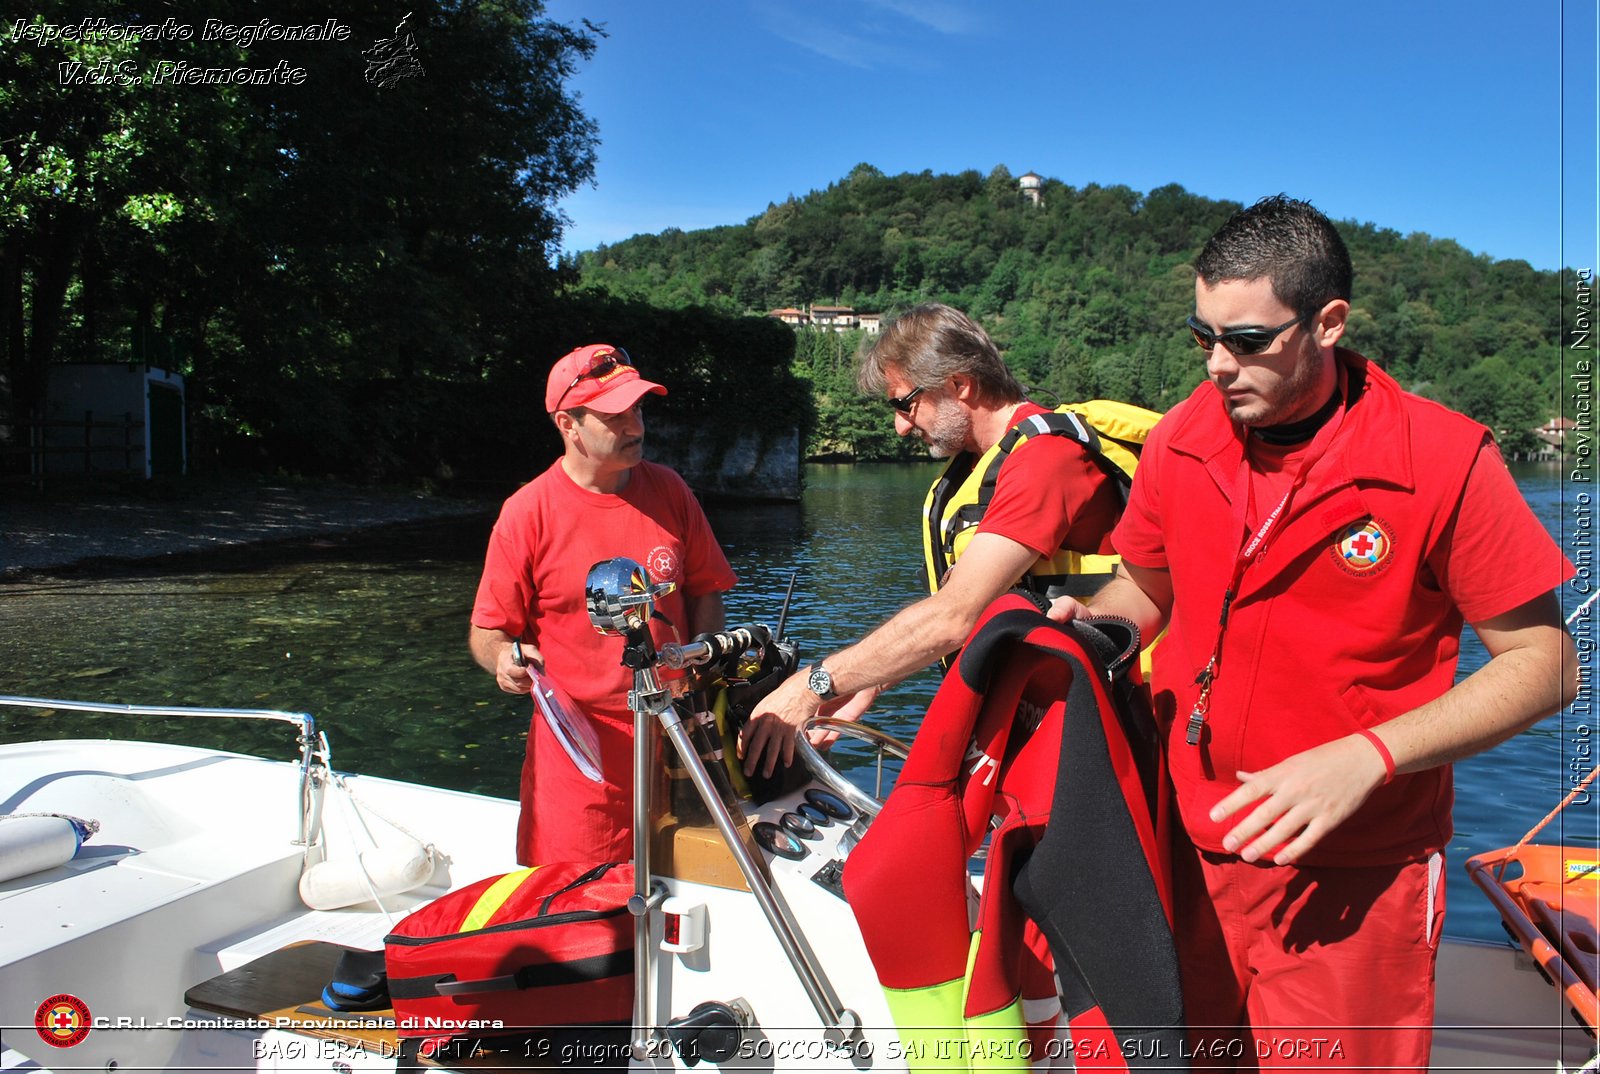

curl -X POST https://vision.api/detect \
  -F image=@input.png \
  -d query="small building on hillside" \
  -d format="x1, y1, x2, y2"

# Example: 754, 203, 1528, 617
809, 306, 855, 330
1535, 415, 1575, 448
767, 305, 881, 334
1019, 171, 1043, 207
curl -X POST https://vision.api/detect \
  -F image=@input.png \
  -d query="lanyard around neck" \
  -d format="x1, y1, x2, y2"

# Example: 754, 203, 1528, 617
1183, 401, 1345, 746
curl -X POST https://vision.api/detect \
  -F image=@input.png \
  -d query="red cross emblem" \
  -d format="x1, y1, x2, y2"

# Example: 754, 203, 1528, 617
646, 545, 680, 584
1331, 518, 1393, 575
35, 993, 92, 1048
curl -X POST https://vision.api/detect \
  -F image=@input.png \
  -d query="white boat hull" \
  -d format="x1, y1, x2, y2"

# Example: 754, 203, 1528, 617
1, 737, 1594, 1073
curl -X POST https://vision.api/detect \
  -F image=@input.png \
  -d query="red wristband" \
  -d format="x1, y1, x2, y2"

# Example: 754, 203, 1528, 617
1357, 727, 1395, 784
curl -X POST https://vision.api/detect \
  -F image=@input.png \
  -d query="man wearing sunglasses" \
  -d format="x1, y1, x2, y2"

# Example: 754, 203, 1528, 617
469, 343, 737, 866
1049, 196, 1576, 1067
739, 303, 1124, 778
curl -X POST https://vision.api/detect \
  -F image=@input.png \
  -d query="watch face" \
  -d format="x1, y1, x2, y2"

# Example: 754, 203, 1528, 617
808, 666, 832, 697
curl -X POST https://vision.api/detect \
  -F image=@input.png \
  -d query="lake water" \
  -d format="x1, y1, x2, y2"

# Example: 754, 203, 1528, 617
0, 461, 1590, 942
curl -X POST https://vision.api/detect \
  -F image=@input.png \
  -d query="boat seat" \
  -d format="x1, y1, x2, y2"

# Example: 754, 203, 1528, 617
185, 941, 562, 1069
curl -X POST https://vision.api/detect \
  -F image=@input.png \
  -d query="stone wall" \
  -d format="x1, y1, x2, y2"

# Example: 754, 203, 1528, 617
649, 420, 801, 503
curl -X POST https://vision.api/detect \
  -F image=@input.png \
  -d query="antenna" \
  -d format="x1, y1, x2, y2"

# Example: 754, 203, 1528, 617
773, 570, 799, 642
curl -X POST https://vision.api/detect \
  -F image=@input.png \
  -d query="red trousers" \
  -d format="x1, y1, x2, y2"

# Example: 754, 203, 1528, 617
516, 707, 634, 866
1177, 846, 1445, 1071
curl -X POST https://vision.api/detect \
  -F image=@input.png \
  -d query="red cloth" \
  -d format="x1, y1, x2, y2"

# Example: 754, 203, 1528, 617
1176, 846, 1443, 1070
472, 459, 736, 864
1113, 351, 1573, 865
978, 402, 1123, 560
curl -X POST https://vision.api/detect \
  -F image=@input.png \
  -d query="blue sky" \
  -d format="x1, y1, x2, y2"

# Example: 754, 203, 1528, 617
541, 0, 1597, 273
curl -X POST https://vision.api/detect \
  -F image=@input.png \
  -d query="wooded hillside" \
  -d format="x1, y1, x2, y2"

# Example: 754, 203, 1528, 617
575, 164, 1562, 460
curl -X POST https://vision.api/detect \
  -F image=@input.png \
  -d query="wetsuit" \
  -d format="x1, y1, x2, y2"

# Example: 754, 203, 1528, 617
844, 592, 1185, 1071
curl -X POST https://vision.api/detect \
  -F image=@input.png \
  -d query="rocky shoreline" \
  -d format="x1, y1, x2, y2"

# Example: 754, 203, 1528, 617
1, 480, 499, 579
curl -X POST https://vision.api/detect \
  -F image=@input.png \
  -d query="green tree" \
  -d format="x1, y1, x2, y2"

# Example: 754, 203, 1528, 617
1442, 356, 1543, 455
0, 15, 199, 425
576, 167, 1564, 461
1, 1, 602, 479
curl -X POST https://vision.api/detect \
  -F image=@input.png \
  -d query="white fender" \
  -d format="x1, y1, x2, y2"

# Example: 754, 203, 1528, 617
0, 815, 90, 883
298, 839, 436, 910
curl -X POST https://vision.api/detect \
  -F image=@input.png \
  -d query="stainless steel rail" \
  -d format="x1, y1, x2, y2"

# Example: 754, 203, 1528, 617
626, 665, 671, 1062
654, 699, 861, 1046
617, 623, 862, 1053
0, 694, 324, 846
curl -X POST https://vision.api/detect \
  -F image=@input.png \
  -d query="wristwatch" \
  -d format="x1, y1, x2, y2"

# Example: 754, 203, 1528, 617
806, 664, 837, 701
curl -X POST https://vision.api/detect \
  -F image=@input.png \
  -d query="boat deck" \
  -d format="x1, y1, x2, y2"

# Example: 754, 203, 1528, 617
2, 738, 1597, 1072
0, 738, 519, 1072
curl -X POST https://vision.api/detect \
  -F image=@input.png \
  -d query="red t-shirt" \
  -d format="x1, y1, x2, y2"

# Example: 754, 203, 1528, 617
472, 459, 736, 864
976, 402, 1121, 560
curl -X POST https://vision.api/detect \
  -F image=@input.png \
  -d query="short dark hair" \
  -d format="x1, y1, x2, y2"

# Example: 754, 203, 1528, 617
1194, 194, 1353, 315
857, 303, 1024, 405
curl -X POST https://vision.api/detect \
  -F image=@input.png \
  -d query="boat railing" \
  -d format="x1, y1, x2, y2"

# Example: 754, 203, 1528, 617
0, 694, 324, 847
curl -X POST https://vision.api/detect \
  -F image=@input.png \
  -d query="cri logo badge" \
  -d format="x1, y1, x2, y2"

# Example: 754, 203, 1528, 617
1331, 517, 1394, 576
35, 993, 92, 1048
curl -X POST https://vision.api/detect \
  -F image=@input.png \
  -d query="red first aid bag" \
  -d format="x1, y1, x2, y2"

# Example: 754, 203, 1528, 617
384, 861, 633, 1038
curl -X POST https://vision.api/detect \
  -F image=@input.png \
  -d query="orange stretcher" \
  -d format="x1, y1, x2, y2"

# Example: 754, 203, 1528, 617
1467, 843, 1600, 1033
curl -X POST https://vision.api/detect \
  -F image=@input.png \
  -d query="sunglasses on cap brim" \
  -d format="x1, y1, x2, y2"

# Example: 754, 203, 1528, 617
555, 347, 633, 409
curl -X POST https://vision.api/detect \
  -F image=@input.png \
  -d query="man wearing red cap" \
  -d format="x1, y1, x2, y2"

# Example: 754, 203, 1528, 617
469, 344, 737, 865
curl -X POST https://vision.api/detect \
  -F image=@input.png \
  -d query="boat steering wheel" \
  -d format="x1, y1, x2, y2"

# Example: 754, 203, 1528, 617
793, 716, 912, 819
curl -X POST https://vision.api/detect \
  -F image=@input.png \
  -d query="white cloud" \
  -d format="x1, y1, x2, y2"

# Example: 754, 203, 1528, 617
860, 0, 980, 35
750, 0, 975, 70
761, 20, 878, 70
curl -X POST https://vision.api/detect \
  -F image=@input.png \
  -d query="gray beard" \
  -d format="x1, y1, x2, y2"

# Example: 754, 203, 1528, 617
926, 404, 971, 459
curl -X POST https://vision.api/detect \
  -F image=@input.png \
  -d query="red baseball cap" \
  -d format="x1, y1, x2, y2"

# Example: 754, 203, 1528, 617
544, 344, 667, 414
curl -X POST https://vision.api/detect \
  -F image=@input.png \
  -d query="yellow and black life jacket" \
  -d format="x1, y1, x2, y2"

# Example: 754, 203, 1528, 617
922, 400, 1159, 600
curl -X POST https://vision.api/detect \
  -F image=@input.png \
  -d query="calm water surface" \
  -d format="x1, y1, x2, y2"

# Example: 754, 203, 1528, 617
0, 461, 1590, 942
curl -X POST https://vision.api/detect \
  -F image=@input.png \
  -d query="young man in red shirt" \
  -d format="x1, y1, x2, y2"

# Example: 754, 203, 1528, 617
470, 344, 737, 865
1051, 196, 1577, 1068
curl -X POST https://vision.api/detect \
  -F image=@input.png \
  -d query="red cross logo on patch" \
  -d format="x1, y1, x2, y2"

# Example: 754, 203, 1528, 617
35, 993, 92, 1048
1331, 518, 1393, 576
645, 545, 680, 584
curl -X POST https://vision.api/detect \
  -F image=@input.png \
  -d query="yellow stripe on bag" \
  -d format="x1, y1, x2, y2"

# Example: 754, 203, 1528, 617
460, 866, 540, 932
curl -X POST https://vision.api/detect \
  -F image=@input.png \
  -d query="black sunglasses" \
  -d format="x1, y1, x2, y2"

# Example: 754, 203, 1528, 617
887, 385, 925, 414
1186, 315, 1306, 357
555, 347, 632, 409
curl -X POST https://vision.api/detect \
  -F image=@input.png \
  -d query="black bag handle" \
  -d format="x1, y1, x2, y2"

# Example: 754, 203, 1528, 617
424, 948, 635, 996
538, 862, 617, 917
